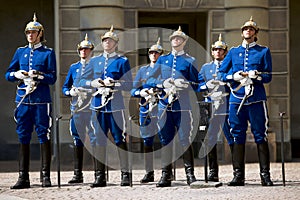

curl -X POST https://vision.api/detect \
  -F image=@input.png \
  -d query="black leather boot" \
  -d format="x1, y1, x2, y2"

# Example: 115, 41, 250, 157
156, 165, 172, 187
41, 140, 52, 187
118, 142, 130, 186
156, 144, 173, 187
183, 145, 197, 185
68, 146, 84, 184
140, 146, 154, 183
11, 144, 30, 189
228, 143, 245, 186
208, 144, 219, 182
257, 142, 273, 186
91, 146, 107, 187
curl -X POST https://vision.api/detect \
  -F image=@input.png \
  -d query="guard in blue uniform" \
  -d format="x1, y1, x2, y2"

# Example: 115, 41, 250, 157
218, 17, 273, 186
147, 27, 199, 187
5, 13, 57, 189
62, 34, 95, 184
131, 38, 164, 183
79, 26, 132, 187
198, 34, 233, 182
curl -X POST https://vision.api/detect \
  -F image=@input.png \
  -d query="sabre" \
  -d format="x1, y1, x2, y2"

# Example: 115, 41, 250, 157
128, 115, 134, 187
55, 115, 62, 188
279, 112, 286, 186
236, 93, 248, 115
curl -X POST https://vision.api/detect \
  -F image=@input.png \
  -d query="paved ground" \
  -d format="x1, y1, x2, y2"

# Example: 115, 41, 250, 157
0, 161, 299, 200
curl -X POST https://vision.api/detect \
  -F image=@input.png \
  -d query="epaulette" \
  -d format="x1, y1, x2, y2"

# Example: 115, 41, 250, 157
118, 54, 128, 60
43, 45, 53, 51
140, 64, 149, 70
256, 44, 268, 48
184, 53, 196, 61
230, 46, 239, 50
18, 45, 28, 49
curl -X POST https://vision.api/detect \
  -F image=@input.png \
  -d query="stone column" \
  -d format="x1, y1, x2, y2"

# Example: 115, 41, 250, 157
79, 0, 125, 51
224, 0, 269, 46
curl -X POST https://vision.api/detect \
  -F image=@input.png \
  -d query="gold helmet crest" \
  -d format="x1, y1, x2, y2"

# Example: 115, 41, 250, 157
24, 13, 45, 42
169, 26, 189, 41
148, 37, 164, 54
211, 34, 227, 51
241, 16, 259, 32
101, 25, 119, 42
25, 13, 44, 32
77, 33, 94, 50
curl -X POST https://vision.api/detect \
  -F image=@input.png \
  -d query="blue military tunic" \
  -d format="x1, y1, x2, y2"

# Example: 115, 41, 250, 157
147, 50, 199, 146
218, 42, 272, 104
62, 60, 95, 146
5, 43, 57, 144
198, 60, 233, 145
79, 52, 132, 146
218, 41, 272, 144
131, 63, 159, 146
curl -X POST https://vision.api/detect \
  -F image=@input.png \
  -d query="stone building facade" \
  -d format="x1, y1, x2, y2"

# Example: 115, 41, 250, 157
56, 0, 290, 163
0, 0, 296, 166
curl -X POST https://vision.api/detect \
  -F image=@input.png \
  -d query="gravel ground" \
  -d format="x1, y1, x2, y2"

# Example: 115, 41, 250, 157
0, 162, 299, 200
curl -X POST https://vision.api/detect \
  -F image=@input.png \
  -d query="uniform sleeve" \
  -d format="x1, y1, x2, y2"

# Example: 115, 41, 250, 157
62, 65, 74, 96
260, 48, 272, 84
5, 48, 22, 82
218, 49, 233, 82
197, 65, 208, 92
119, 58, 132, 91
131, 68, 143, 97
38, 49, 57, 85
189, 59, 200, 91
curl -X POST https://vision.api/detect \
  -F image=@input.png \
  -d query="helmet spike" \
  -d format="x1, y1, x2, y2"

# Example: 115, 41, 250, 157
241, 16, 259, 32
157, 37, 161, 45
101, 25, 119, 42
169, 26, 188, 41
148, 37, 164, 54
211, 33, 227, 51
33, 13, 37, 22
77, 33, 94, 50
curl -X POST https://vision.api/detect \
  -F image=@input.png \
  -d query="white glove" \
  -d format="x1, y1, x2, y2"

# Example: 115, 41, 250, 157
103, 77, 115, 87
134, 90, 140, 96
163, 78, 174, 88
233, 71, 244, 81
210, 91, 223, 101
206, 79, 216, 89
174, 78, 189, 88
140, 88, 149, 97
69, 87, 79, 96
91, 78, 104, 88
248, 70, 258, 79
14, 70, 28, 80
28, 70, 44, 79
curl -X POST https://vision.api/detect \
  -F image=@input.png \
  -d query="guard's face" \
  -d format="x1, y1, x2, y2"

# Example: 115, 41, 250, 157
102, 38, 117, 52
148, 51, 161, 63
171, 36, 185, 48
79, 48, 92, 59
242, 26, 256, 41
26, 30, 41, 44
212, 48, 226, 61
